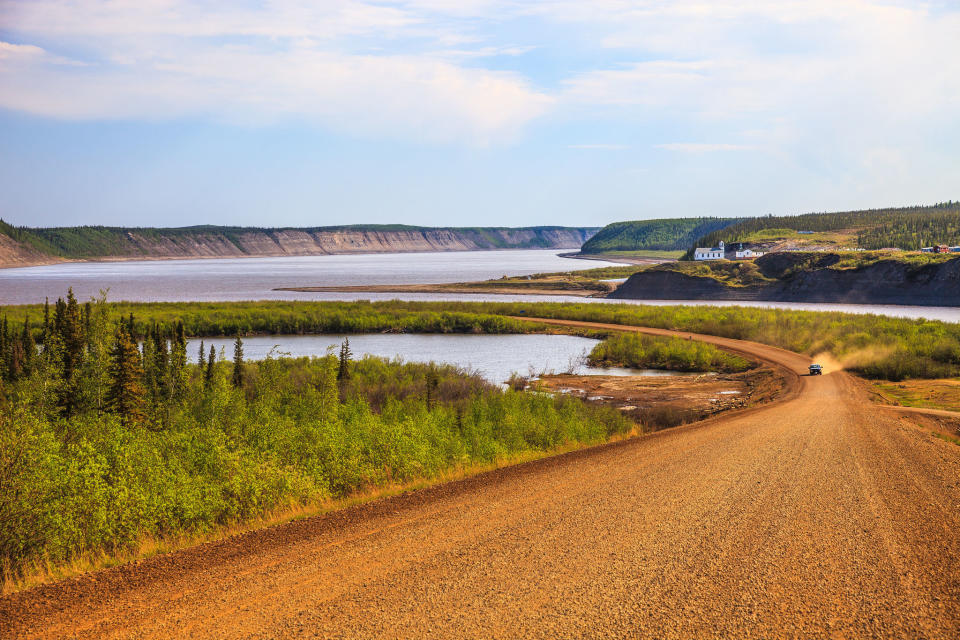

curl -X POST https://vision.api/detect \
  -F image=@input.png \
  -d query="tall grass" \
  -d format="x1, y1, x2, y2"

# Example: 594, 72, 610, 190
588, 332, 753, 372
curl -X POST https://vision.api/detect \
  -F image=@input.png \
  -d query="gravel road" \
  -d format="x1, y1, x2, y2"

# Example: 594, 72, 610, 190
3, 319, 959, 639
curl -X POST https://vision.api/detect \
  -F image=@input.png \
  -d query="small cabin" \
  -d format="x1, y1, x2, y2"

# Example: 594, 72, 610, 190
694, 241, 725, 261
735, 248, 765, 259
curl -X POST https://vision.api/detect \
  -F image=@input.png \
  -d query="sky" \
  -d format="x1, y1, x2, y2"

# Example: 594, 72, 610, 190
0, 1, 958, 229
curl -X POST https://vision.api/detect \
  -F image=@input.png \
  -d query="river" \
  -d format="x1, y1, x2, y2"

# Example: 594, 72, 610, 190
1, 249, 957, 322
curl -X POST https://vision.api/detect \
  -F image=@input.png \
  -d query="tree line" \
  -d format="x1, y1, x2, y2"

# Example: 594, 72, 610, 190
684, 201, 960, 255
0, 289, 250, 429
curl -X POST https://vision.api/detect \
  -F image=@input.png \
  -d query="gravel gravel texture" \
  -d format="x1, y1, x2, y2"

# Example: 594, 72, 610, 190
2, 320, 959, 639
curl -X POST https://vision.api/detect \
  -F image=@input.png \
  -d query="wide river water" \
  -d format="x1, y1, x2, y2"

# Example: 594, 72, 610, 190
1, 249, 957, 322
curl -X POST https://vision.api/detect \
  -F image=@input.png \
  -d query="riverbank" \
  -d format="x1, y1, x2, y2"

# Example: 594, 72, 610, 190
0, 224, 597, 270
610, 251, 960, 307
275, 283, 608, 297
276, 263, 647, 297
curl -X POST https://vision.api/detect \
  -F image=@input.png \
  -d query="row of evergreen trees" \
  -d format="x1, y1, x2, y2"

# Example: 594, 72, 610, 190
0, 289, 247, 427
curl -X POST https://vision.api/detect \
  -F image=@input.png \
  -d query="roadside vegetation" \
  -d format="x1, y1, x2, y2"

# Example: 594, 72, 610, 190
587, 332, 753, 373
0, 291, 629, 587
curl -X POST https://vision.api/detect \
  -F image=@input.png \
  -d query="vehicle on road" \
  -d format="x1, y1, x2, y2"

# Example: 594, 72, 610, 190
809, 363, 823, 375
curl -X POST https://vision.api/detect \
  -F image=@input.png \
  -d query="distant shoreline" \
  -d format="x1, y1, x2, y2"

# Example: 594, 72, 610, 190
273, 283, 601, 298
0, 246, 594, 271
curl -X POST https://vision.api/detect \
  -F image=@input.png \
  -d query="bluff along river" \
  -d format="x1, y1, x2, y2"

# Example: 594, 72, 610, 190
0, 249, 958, 322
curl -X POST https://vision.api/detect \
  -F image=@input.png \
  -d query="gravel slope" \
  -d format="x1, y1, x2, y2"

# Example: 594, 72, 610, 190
2, 321, 959, 639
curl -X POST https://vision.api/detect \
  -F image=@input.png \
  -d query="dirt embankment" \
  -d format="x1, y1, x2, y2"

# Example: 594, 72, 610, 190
610, 252, 960, 306
0, 227, 598, 269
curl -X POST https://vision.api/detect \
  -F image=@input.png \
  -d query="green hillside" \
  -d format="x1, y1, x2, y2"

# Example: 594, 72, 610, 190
580, 217, 741, 253
683, 202, 960, 258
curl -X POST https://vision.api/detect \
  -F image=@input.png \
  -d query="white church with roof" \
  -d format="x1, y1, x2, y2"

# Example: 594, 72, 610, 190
694, 240, 725, 260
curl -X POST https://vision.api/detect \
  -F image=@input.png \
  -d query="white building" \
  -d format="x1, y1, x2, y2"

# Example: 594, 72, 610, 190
694, 240, 725, 260
735, 248, 765, 259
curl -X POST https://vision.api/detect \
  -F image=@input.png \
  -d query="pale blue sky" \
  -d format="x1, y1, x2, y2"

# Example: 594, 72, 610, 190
1, 1, 958, 228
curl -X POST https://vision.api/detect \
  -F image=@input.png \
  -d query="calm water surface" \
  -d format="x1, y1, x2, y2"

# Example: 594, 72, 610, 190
0, 250, 608, 305
1, 250, 957, 322
188, 333, 693, 384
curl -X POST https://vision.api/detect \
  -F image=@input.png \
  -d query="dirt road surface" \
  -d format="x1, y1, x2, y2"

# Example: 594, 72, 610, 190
3, 319, 960, 639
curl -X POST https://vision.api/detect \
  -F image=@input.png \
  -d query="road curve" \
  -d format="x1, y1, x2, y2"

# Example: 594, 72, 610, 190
3, 320, 960, 639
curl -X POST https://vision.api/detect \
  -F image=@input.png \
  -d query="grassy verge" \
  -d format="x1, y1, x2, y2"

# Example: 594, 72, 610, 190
5, 431, 638, 594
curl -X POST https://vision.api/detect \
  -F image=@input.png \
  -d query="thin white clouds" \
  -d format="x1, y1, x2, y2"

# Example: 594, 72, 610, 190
656, 143, 754, 153
568, 144, 628, 150
0, 0, 958, 157
0, 0, 551, 144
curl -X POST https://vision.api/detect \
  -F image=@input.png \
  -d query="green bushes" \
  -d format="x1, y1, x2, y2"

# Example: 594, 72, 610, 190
1, 301, 535, 339
0, 350, 629, 582
588, 332, 753, 372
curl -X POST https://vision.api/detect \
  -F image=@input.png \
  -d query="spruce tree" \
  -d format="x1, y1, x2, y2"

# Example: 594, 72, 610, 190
42, 297, 50, 344
232, 333, 244, 389
20, 317, 34, 377
337, 338, 352, 382
197, 340, 206, 371
57, 288, 86, 416
107, 324, 146, 426
205, 344, 216, 387
169, 322, 188, 399
0, 315, 8, 381
149, 323, 169, 403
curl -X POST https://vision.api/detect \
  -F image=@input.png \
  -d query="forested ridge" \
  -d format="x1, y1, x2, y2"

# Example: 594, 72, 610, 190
687, 202, 960, 254
579, 203, 960, 257
580, 217, 740, 253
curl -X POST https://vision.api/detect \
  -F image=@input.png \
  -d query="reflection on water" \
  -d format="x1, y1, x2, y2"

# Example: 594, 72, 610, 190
188, 333, 697, 384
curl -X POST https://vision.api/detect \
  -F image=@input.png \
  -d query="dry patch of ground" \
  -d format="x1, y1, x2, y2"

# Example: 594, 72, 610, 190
871, 378, 960, 413
536, 364, 783, 431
